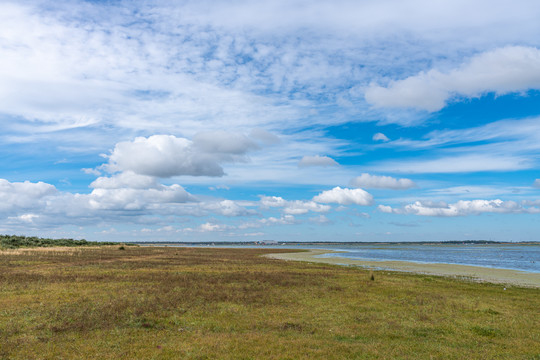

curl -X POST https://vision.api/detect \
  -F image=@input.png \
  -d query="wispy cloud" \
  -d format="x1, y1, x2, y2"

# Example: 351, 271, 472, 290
366, 46, 540, 111
372, 153, 533, 174
370, 117, 540, 174
298, 155, 339, 168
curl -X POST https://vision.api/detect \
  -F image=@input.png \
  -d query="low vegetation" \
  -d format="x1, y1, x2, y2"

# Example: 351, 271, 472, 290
0, 246, 538, 359
0, 235, 122, 249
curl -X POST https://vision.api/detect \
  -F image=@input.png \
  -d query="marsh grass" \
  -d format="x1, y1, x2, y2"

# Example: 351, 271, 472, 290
0, 246, 539, 359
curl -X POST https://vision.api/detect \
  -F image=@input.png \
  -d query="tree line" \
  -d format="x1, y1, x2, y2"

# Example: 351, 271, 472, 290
0, 235, 121, 249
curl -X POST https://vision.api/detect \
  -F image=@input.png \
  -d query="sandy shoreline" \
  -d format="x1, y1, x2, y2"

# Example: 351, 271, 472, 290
266, 249, 540, 288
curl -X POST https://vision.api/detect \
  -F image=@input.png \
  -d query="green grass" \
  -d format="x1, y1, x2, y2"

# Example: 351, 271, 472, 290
0, 246, 538, 359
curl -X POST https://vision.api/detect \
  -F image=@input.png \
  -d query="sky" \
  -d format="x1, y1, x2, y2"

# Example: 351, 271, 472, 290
1, 0, 540, 242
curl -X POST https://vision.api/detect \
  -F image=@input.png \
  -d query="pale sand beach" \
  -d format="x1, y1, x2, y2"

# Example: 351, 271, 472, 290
266, 249, 540, 288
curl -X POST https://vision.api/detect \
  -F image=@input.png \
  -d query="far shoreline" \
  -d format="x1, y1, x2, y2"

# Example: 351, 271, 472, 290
265, 249, 540, 288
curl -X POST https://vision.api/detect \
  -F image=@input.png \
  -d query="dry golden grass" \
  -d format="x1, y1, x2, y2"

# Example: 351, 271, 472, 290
0, 246, 539, 359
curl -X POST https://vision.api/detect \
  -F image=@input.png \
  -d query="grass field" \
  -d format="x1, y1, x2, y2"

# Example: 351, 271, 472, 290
1, 246, 539, 359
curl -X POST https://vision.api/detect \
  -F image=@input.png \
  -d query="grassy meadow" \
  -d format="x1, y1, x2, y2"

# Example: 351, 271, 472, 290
0, 246, 539, 359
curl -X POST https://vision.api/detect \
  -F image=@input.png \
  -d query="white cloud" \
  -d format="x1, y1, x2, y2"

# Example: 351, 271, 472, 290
209, 185, 230, 191
313, 187, 373, 206
3, 1, 540, 240
350, 173, 415, 190
260, 196, 288, 208
259, 195, 330, 214
372, 153, 532, 174
298, 155, 339, 168
372, 133, 390, 142
158, 226, 177, 232
371, 117, 540, 174
282, 201, 330, 215
260, 215, 297, 226
85, 170, 196, 211
427, 185, 522, 198
377, 205, 393, 214
0, 176, 198, 227
4, 0, 539, 148
534, 179, 540, 188
192, 130, 258, 155
366, 46, 540, 111
14, 214, 40, 223
242, 232, 264, 237
105, 135, 207, 177
238, 214, 297, 229
309, 215, 331, 224
391, 117, 540, 150
87, 185, 194, 211
0, 179, 57, 212
379, 199, 540, 217
90, 172, 159, 190
200, 200, 255, 217
105, 133, 258, 178
82, 168, 102, 176
249, 128, 281, 145
194, 222, 233, 232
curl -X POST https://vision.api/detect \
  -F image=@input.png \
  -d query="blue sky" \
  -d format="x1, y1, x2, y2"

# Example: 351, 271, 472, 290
2, 0, 540, 242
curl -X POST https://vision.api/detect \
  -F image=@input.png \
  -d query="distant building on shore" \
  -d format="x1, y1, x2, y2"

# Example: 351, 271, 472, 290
254, 240, 278, 245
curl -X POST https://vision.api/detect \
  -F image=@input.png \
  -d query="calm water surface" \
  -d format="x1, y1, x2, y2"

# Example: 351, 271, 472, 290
163, 243, 540, 273
316, 244, 540, 273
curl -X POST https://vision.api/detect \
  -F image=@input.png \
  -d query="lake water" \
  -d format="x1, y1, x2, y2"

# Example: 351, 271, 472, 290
161, 242, 540, 273
313, 243, 540, 273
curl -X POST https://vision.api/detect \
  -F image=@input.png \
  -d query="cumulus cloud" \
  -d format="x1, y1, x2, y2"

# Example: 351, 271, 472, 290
366, 46, 540, 111
313, 187, 373, 206
241, 215, 297, 229
105, 135, 210, 177
372, 133, 390, 142
0, 179, 57, 212
0, 175, 198, 228
85, 170, 196, 211
199, 222, 232, 232
11, 213, 40, 223
90, 172, 159, 190
350, 173, 416, 190
378, 199, 540, 217
200, 200, 255, 217
259, 195, 330, 214
105, 133, 258, 178
87, 185, 194, 211
298, 155, 339, 168
534, 179, 540, 188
